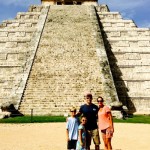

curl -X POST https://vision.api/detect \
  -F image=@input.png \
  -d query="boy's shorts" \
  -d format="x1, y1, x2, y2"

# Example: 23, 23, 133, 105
67, 140, 77, 149
86, 129, 100, 148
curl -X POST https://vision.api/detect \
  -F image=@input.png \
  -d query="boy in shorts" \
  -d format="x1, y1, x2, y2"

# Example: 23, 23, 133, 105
66, 107, 79, 150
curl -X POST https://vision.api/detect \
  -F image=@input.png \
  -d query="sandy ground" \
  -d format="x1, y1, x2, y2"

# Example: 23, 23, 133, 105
0, 123, 150, 150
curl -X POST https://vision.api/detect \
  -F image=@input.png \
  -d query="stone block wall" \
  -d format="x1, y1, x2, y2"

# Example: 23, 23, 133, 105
96, 5, 150, 113
19, 5, 119, 115
0, 5, 45, 110
1, 3, 149, 115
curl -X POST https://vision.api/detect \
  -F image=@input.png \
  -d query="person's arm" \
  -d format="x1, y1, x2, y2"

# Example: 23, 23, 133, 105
66, 129, 69, 141
76, 106, 82, 117
78, 129, 83, 146
76, 111, 82, 117
108, 112, 114, 132
66, 119, 69, 141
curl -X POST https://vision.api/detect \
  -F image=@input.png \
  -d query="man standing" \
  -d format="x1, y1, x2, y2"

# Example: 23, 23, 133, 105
77, 92, 100, 150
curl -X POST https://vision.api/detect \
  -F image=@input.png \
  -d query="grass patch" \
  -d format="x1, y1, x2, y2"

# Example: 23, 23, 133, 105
0, 116, 66, 123
113, 115, 150, 124
0, 115, 150, 124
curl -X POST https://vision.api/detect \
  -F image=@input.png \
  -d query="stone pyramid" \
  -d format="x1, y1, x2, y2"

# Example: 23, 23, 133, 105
0, 1, 149, 116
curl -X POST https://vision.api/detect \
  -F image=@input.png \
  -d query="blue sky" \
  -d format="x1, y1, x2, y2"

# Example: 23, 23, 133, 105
0, 0, 149, 28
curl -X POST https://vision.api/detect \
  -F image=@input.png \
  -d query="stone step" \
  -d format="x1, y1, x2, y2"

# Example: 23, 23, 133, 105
97, 12, 122, 20
0, 61, 26, 67
15, 12, 41, 20
109, 53, 150, 64
103, 26, 137, 30
0, 24, 35, 28
104, 29, 150, 38
0, 47, 31, 53
0, 78, 22, 83
0, 31, 33, 38
111, 47, 150, 53
100, 19, 136, 28
96, 5, 109, 12
0, 53, 27, 61
101, 19, 134, 23
1, 20, 38, 28
116, 60, 150, 67
3, 19, 39, 23
112, 71, 150, 82
105, 28, 150, 35
108, 38, 150, 47
104, 28, 150, 32
0, 37, 31, 42
0, 41, 30, 48
108, 37, 150, 42
0, 28, 36, 32
20, 101, 86, 105
28, 5, 44, 12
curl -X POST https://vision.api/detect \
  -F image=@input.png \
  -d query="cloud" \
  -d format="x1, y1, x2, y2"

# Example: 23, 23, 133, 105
0, 0, 40, 7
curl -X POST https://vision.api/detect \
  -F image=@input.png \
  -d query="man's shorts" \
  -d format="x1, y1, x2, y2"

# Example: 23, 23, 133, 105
86, 129, 100, 147
67, 140, 77, 149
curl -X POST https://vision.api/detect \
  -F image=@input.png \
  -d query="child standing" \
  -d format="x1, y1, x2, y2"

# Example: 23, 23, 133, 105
66, 107, 79, 150
76, 116, 87, 150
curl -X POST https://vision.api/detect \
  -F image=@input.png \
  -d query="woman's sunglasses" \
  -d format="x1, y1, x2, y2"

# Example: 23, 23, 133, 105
97, 100, 103, 103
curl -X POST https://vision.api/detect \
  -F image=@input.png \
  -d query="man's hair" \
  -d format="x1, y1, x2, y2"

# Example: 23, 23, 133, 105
84, 93, 93, 100
97, 96, 104, 102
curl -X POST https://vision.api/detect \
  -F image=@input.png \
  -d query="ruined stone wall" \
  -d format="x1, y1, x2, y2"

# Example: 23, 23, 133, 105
96, 5, 150, 113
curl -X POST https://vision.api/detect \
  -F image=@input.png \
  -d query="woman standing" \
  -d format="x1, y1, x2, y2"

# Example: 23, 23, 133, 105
97, 96, 114, 150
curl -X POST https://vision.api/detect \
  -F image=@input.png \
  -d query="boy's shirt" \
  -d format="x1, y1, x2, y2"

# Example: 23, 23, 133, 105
66, 117, 79, 140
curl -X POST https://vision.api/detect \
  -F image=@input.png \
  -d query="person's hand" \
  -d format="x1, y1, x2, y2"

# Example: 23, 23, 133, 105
66, 136, 69, 141
108, 126, 114, 133
80, 141, 84, 147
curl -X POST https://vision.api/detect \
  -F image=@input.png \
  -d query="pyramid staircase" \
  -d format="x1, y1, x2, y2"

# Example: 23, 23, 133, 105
0, 4, 149, 116
19, 5, 118, 115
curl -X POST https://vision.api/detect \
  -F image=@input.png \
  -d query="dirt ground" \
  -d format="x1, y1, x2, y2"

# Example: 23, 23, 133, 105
0, 123, 149, 150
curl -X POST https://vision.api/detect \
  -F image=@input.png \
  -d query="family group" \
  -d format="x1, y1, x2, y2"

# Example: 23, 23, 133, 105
66, 93, 114, 150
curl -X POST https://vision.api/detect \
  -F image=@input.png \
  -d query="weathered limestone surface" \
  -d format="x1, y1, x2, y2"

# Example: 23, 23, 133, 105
0, 5, 45, 110
0, 3, 150, 115
19, 5, 118, 115
96, 5, 150, 113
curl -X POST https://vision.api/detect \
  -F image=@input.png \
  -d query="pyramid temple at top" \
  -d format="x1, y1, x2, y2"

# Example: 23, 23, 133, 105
0, 0, 150, 116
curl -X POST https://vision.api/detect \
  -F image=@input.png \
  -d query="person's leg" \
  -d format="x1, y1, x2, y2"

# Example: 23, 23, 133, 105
67, 140, 72, 150
106, 138, 112, 150
86, 130, 92, 150
72, 140, 77, 150
92, 129, 100, 150
95, 145, 100, 150
105, 128, 113, 150
101, 130, 108, 150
